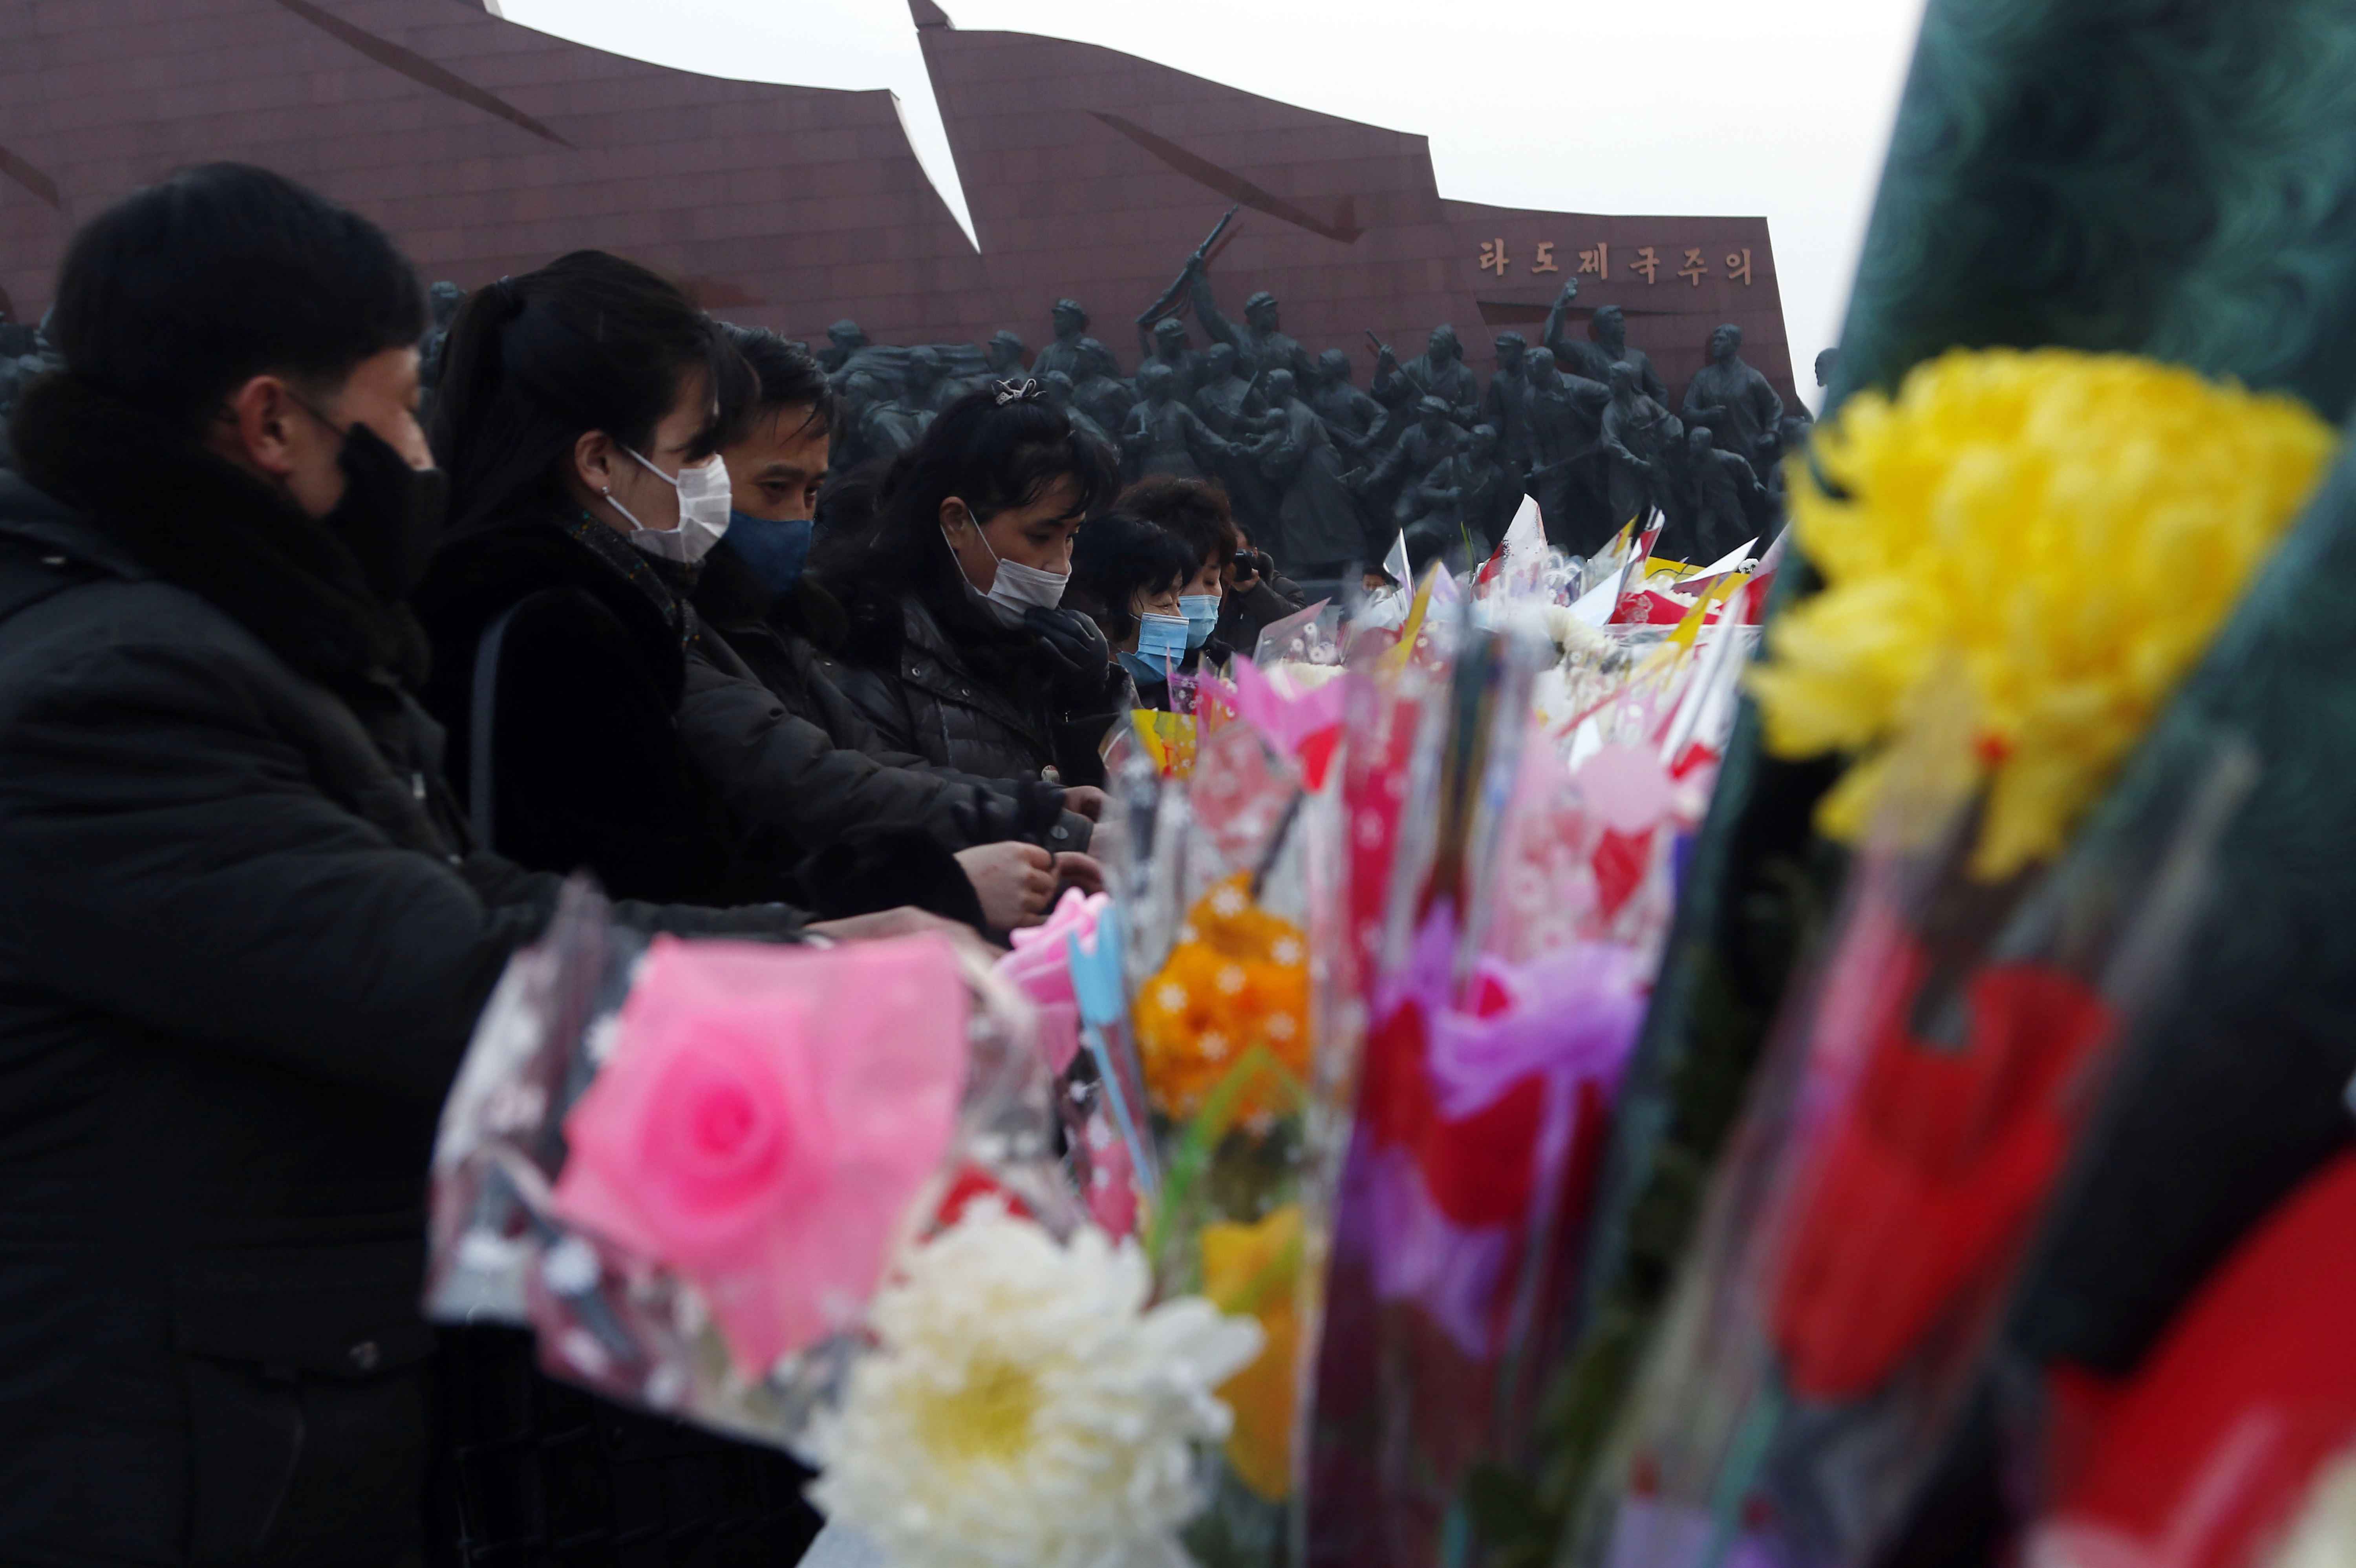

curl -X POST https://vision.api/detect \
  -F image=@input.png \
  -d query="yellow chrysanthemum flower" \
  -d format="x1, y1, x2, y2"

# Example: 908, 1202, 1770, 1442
1751, 348, 2335, 878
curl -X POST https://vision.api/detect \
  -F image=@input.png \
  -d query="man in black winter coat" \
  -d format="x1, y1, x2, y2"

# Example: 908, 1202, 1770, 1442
694, 329, 1104, 919
0, 165, 888, 1568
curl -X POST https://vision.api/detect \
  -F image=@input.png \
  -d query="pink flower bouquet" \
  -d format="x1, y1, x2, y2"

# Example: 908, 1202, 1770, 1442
426, 879, 1073, 1450
552, 932, 969, 1375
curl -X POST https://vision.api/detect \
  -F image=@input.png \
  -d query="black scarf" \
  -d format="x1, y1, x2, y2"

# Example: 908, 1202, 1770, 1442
10, 374, 431, 692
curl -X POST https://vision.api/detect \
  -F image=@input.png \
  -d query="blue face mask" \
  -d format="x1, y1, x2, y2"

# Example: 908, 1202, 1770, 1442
1179, 592, 1221, 648
724, 513, 814, 596
1120, 612, 1189, 683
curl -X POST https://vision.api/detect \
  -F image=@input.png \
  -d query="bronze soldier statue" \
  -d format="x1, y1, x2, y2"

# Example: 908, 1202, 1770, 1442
1372, 325, 1480, 433
1401, 422, 1515, 568
1306, 347, 1385, 459
1188, 263, 1314, 388
1482, 331, 1536, 480
1681, 323, 1784, 467
1543, 278, 1669, 405
1043, 370, 1118, 453
1682, 424, 1768, 563
1249, 368, 1368, 575
817, 318, 869, 374
1601, 359, 1682, 537
1357, 395, 1465, 532
1034, 298, 1119, 384
1134, 315, 1206, 402
1193, 342, 1268, 438
1119, 360, 1234, 482
1522, 346, 1613, 552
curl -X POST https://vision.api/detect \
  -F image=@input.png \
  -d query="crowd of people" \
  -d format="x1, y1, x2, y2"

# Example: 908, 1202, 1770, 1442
0, 162, 1357, 1566
408, 262, 1813, 598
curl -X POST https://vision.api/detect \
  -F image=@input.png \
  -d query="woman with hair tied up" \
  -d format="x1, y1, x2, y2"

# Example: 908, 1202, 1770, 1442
415, 252, 1084, 938
812, 379, 1129, 787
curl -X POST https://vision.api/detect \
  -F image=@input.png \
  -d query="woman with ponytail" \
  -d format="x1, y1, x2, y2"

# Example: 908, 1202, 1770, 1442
813, 379, 1128, 786
414, 252, 1083, 930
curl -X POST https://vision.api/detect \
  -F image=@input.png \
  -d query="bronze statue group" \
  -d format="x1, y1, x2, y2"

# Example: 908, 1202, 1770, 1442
790, 267, 1813, 583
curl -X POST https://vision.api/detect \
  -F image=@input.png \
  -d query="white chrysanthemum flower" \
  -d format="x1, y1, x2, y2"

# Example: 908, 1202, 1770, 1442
807, 1205, 1264, 1568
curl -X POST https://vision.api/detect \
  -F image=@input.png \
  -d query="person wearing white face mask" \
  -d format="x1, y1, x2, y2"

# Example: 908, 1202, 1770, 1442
603, 441, 734, 563
417, 252, 1126, 1563
814, 380, 1128, 787
418, 253, 1096, 940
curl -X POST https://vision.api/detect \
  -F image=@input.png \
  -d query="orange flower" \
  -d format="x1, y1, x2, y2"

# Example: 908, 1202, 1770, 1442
1136, 866, 1319, 1125
1134, 874, 1312, 1124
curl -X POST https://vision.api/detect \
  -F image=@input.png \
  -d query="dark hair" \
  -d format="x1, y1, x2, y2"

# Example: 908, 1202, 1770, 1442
717, 323, 843, 449
1108, 475, 1237, 573
810, 388, 1118, 605
1070, 513, 1199, 646
812, 457, 890, 546
430, 250, 742, 532
50, 163, 425, 431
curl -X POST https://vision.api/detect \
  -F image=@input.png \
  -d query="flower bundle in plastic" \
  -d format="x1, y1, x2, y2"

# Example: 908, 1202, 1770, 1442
1305, 546, 1761, 1568
426, 881, 1266, 1568
1567, 350, 2337, 1568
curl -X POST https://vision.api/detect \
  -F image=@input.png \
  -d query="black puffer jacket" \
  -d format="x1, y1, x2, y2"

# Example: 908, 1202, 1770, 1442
824, 574, 1129, 788
414, 510, 996, 922
0, 375, 801, 1567
691, 542, 1090, 852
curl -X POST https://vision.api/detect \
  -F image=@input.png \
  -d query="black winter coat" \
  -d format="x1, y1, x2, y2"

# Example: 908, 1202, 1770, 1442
414, 511, 989, 923
0, 375, 801, 1567
690, 543, 1092, 853
1215, 573, 1310, 657
824, 575, 1128, 788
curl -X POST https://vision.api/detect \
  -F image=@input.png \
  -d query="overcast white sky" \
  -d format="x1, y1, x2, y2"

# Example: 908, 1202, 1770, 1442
498, 0, 1926, 391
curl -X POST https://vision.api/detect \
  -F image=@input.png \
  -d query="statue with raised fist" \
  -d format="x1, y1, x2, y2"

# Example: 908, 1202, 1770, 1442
1544, 278, 1668, 406
1188, 266, 1313, 389
1523, 345, 1613, 551
1371, 324, 1481, 432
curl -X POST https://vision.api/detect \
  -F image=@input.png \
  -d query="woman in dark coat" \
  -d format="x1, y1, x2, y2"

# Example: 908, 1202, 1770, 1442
813, 381, 1127, 786
415, 252, 1065, 931
410, 252, 1028, 1563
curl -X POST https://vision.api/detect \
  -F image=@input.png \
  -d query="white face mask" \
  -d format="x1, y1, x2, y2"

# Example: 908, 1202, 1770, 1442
948, 510, 1069, 612
609, 447, 733, 565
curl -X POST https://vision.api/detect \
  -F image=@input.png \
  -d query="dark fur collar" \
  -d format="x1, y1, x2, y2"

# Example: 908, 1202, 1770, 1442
9, 373, 428, 690
415, 510, 690, 710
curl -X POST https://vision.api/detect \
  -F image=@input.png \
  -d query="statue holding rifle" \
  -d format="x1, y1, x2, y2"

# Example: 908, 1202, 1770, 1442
1153, 206, 1314, 389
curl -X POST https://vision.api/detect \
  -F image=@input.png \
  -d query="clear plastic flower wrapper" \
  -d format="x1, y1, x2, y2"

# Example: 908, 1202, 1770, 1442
1565, 693, 2259, 1568
1110, 664, 1362, 1567
1305, 556, 1760, 1568
425, 877, 1079, 1451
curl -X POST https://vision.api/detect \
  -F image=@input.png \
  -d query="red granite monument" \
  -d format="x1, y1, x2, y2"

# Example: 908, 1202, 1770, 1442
0, 0, 1793, 403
